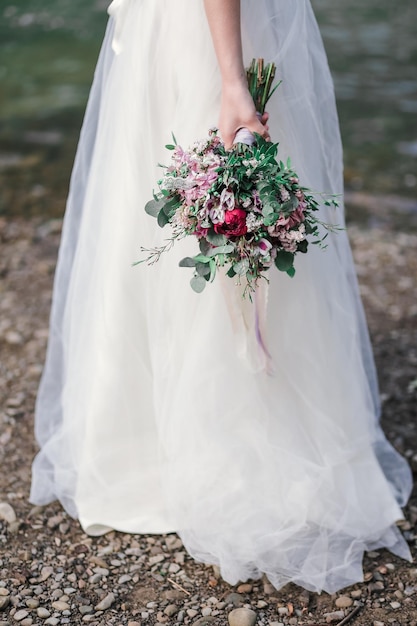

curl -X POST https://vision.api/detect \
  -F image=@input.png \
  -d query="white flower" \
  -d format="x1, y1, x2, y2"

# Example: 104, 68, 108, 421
219, 188, 235, 211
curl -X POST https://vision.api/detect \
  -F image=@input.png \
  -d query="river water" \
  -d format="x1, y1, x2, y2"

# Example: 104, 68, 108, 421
0, 0, 416, 218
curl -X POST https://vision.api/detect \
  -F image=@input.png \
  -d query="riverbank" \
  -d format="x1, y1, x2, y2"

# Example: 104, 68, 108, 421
0, 215, 417, 626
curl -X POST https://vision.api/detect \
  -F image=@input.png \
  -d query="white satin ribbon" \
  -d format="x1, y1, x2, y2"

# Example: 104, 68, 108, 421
107, 0, 133, 55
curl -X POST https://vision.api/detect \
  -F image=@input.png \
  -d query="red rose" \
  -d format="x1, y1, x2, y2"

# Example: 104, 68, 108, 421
214, 208, 247, 237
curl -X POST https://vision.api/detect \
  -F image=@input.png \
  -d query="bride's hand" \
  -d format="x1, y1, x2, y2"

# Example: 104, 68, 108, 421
219, 78, 270, 150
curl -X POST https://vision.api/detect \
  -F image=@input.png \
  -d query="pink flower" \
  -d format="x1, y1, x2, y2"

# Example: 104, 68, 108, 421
257, 238, 272, 256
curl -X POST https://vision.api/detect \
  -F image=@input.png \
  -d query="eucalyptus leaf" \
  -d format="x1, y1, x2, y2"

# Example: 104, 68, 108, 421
157, 209, 170, 228
196, 262, 211, 277
206, 230, 227, 246
275, 250, 294, 272
233, 259, 250, 276
207, 244, 235, 257
190, 275, 206, 293
199, 238, 211, 256
179, 257, 196, 268
287, 266, 296, 278
209, 259, 217, 282
145, 198, 165, 218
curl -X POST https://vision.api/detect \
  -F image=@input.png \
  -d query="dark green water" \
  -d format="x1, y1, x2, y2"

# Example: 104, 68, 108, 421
1, 0, 416, 218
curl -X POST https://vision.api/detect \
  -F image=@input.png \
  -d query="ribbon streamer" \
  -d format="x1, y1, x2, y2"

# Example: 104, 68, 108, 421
219, 123, 273, 375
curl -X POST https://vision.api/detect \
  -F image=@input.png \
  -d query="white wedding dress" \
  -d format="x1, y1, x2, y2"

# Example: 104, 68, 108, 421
30, 0, 412, 594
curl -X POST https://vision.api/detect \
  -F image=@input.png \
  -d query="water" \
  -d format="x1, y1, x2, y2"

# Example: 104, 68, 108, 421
1, 0, 416, 218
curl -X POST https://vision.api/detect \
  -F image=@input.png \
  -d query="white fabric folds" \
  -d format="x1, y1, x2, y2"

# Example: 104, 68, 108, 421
30, 0, 412, 594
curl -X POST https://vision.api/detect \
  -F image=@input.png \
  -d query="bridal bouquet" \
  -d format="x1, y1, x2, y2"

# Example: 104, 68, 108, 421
139, 59, 338, 296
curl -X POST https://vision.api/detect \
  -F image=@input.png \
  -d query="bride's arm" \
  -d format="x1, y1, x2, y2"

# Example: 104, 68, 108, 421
203, 0, 270, 149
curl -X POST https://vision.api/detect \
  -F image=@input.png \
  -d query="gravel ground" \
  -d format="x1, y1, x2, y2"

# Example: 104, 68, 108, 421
0, 215, 417, 626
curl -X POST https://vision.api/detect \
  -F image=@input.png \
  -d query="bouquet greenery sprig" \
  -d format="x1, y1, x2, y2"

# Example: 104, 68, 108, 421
138, 59, 338, 296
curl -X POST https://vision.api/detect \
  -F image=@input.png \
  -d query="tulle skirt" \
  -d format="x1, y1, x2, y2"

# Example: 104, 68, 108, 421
30, 0, 412, 594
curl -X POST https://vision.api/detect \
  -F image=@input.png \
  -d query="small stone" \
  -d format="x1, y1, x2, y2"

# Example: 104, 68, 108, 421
187, 609, 198, 618
0, 589, 9, 596
51, 601, 70, 611
228, 608, 257, 626
192, 618, 215, 626
21, 619, 33, 626
168, 563, 181, 574
0, 502, 17, 523
323, 611, 344, 623
277, 608, 288, 616
47, 514, 63, 529
149, 554, 165, 565
351, 590, 363, 599
13, 610, 29, 622
257, 601, 268, 608
128, 623, 141, 626
369, 582, 385, 592
163, 590, 186, 601
25, 599, 39, 609
289, 619, 298, 626
390, 602, 401, 609
202, 607, 212, 617
0, 596, 10, 610
118, 575, 132, 584
94, 592, 115, 611
367, 551, 380, 558
335, 596, 353, 609
37, 608, 51, 619
177, 610, 185, 622
225, 593, 244, 607
263, 581, 276, 595
79, 606, 93, 615
164, 604, 178, 617
39, 567, 54, 582
237, 584, 253, 594
373, 621, 385, 626
5, 330, 23, 345
45, 619, 59, 626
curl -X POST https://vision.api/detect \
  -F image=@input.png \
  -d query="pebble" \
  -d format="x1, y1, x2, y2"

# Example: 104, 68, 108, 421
202, 607, 212, 617
94, 592, 115, 611
118, 574, 132, 584
51, 601, 70, 611
192, 618, 216, 626
164, 604, 178, 617
0, 502, 17, 523
39, 567, 54, 582
237, 584, 253, 594
225, 593, 244, 607
25, 599, 39, 609
44, 618, 59, 626
350, 590, 363, 599
373, 622, 385, 626
128, 623, 141, 626
187, 609, 198, 618
37, 608, 51, 619
323, 610, 344, 623
0, 589, 9, 596
13, 610, 29, 622
335, 595, 353, 608
0, 596, 10, 610
390, 602, 401, 609
228, 608, 257, 626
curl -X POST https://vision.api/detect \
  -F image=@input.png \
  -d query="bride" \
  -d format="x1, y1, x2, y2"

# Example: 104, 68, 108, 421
30, 0, 412, 593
